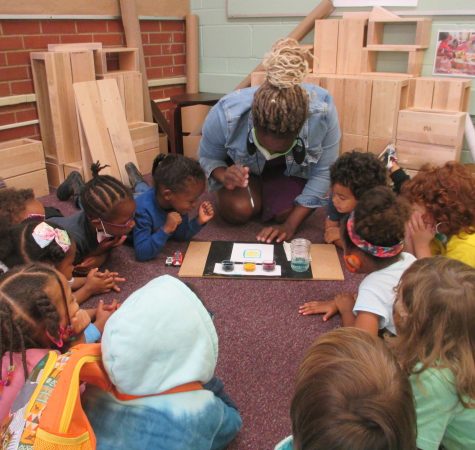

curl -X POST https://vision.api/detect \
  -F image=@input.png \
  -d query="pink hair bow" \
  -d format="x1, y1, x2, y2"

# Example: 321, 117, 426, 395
32, 222, 71, 253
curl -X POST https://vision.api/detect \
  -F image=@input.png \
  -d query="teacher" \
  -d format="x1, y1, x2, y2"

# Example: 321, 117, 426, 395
199, 38, 340, 243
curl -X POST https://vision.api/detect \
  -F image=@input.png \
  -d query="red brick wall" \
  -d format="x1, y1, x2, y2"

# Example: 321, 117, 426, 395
0, 19, 186, 142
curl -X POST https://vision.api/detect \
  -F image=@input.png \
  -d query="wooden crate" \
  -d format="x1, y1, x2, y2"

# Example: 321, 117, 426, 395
369, 78, 408, 139
93, 48, 139, 75
99, 71, 144, 123
181, 105, 211, 134
31, 51, 95, 164
396, 140, 461, 170
0, 138, 45, 179
314, 19, 339, 74
397, 110, 466, 149
136, 147, 160, 174
341, 134, 368, 154
336, 19, 367, 75
367, 18, 431, 48
45, 159, 65, 188
64, 161, 84, 179
4, 169, 49, 198
343, 77, 372, 135
183, 135, 202, 160
128, 122, 160, 152
363, 47, 425, 77
368, 136, 393, 156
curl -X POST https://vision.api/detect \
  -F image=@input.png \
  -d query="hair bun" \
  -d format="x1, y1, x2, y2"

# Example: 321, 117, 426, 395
262, 38, 310, 89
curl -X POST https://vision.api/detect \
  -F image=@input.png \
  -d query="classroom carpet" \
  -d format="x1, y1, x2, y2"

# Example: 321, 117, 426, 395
43, 189, 363, 450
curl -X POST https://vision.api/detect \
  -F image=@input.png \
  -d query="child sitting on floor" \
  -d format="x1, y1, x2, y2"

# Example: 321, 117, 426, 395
300, 186, 415, 336
51, 162, 136, 269
324, 151, 388, 247
133, 154, 214, 261
402, 161, 475, 268
0, 263, 110, 422
392, 257, 475, 450
83, 274, 242, 450
0, 220, 124, 305
275, 327, 417, 450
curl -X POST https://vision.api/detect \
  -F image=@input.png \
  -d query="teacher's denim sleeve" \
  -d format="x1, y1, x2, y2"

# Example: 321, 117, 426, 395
199, 102, 229, 192
294, 91, 340, 209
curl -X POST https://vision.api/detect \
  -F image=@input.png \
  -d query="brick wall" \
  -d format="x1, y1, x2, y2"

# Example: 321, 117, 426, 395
0, 19, 186, 142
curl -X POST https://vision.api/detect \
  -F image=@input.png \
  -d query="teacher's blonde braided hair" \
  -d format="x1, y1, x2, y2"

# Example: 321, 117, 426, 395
252, 38, 310, 135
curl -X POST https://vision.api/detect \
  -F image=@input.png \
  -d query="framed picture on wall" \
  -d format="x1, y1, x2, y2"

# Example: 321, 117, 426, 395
433, 30, 475, 77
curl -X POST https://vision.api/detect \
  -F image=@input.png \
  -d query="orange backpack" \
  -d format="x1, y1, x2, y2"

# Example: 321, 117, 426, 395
1, 343, 202, 450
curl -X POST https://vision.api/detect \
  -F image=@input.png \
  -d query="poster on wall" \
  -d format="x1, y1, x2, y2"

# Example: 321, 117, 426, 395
334, 1, 417, 6
433, 31, 475, 77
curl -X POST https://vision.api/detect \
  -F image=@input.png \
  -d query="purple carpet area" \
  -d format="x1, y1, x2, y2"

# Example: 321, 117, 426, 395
42, 188, 364, 450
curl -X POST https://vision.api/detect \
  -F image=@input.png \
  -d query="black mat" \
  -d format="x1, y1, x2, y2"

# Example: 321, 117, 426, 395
203, 241, 313, 280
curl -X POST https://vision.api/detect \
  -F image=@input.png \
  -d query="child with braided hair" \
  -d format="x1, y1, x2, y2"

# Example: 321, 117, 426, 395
199, 38, 340, 243
50, 162, 136, 270
300, 186, 415, 336
0, 263, 111, 422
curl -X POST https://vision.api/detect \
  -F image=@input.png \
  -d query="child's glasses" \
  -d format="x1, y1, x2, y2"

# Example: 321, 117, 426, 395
100, 217, 135, 229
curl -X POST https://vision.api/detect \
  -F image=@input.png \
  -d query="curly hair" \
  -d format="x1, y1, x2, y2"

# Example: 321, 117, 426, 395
252, 38, 310, 135
391, 257, 475, 407
291, 327, 417, 450
80, 161, 133, 220
330, 151, 388, 199
152, 154, 205, 193
0, 187, 35, 225
0, 263, 65, 380
402, 162, 475, 237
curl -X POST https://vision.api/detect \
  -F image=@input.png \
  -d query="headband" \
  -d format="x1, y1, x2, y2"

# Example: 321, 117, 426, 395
32, 222, 71, 253
346, 212, 403, 258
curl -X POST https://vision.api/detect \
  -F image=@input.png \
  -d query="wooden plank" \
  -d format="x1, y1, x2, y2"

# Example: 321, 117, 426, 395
340, 133, 368, 154
414, 19, 432, 48
0, 0, 189, 17
397, 110, 466, 149
310, 244, 344, 281
432, 79, 472, 112
45, 159, 65, 188
97, 79, 138, 186
128, 121, 159, 152
314, 19, 339, 74
407, 49, 425, 76
93, 48, 139, 75
369, 79, 408, 139
336, 19, 367, 75
367, 21, 384, 46
366, 44, 427, 51
73, 81, 119, 180
178, 241, 212, 278
343, 78, 372, 135
318, 75, 345, 132
408, 78, 434, 110
4, 169, 49, 198
136, 147, 161, 174
123, 71, 144, 122
396, 140, 461, 170
0, 139, 45, 179
69, 51, 95, 83
48, 43, 102, 52
368, 136, 393, 156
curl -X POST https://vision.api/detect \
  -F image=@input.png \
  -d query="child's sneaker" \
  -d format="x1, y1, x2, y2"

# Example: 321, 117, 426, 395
378, 144, 398, 170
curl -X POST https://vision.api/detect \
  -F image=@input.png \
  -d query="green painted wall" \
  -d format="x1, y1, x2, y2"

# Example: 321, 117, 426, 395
192, 0, 475, 162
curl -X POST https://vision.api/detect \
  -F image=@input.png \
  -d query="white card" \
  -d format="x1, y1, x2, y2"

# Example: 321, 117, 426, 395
229, 243, 274, 263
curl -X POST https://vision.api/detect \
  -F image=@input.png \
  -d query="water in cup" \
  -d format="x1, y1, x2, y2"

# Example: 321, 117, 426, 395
290, 238, 311, 272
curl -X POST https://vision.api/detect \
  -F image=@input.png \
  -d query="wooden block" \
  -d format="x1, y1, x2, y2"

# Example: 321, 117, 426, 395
397, 110, 466, 149
45, 159, 65, 188
136, 147, 161, 174
336, 19, 367, 75
101, 71, 144, 122
408, 78, 434, 110
363, 48, 424, 77
183, 135, 202, 159
367, 18, 431, 48
343, 78, 372, 135
178, 241, 212, 278
181, 105, 211, 134
367, 22, 384, 46
63, 161, 84, 179
432, 79, 472, 112
396, 140, 461, 170
310, 244, 344, 281
369, 78, 408, 139
4, 169, 49, 198
318, 75, 346, 130
314, 19, 339, 74
407, 49, 425, 77
360, 72, 414, 79
93, 48, 139, 75
69, 51, 95, 83
128, 122, 160, 152
369, 7, 400, 21
368, 136, 393, 156
341, 134, 368, 154
0, 138, 45, 179
48, 42, 102, 52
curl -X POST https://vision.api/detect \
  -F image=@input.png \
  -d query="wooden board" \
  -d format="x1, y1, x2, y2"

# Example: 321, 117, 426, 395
396, 139, 461, 170
318, 75, 345, 132
64, 161, 84, 179
408, 78, 434, 110
336, 19, 367, 75
183, 135, 202, 160
178, 241, 344, 281
128, 121, 160, 152
181, 104, 211, 134
343, 78, 372, 135
48, 43, 102, 52
341, 133, 368, 154
93, 48, 139, 76
368, 136, 393, 156
314, 19, 339, 74
69, 51, 95, 83
397, 110, 466, 149
432, 79, 472, 112
0, 138, 45, 179
45, 159, 65, 188
135, 147, 160, 174
4, 169, 49, 198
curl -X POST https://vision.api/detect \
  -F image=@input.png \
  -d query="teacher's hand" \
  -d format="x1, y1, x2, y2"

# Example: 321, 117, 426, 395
256, 223, 295, 243
223, 165, 249, 190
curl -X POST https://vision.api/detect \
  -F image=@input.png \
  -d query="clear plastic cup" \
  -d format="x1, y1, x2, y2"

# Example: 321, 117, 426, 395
290, 238, 311, 272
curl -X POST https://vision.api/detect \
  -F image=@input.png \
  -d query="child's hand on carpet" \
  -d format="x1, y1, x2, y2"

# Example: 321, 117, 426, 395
97, 269, 125, 293
299, 300, 338, 321
198, 201, 215, 225
84, 268, 121, 295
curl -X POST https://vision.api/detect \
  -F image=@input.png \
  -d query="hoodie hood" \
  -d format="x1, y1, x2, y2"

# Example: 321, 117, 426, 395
101, 275, 218, 396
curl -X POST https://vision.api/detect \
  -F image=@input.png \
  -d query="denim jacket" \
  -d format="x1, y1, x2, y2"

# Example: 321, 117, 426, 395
199, 84, 341, 208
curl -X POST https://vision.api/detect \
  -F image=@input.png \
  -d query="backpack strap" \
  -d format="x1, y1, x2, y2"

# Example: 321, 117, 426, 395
113, 381, 204, 401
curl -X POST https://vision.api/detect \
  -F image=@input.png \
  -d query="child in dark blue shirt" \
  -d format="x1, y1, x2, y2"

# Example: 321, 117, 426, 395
133, 154, 214, 261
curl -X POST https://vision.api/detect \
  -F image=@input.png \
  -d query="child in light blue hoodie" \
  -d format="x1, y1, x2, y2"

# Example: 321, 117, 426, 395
83, 275, 241, 450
